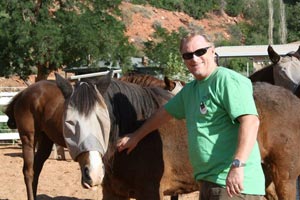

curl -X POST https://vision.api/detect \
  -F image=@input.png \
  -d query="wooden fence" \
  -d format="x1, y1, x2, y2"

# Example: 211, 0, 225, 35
0, 91, 20, 143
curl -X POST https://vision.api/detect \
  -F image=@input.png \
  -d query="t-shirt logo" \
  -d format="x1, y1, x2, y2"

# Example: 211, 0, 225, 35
200, 102, 207, 114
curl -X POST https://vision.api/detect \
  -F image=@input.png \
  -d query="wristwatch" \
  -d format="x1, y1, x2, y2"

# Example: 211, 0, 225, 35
231, 159, 246, 168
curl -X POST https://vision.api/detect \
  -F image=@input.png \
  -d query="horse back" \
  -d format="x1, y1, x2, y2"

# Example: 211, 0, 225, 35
253, 82, 300, 159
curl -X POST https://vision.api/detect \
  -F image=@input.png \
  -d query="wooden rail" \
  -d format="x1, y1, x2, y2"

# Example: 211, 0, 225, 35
0, 92, 19, 142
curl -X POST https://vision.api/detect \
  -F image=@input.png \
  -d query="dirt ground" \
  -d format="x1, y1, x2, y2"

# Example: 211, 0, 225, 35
0, 144, 199, 200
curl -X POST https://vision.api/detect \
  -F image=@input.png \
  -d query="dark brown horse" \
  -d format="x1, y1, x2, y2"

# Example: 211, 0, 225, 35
249, 45, 300, 97
55, 72, 198, 200
56, 72, 300, 200
4, 73, 184, 200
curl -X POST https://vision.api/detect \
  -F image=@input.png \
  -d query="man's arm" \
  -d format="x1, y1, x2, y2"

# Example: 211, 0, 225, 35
117, 106, 173, 154
226, 114, 260, 197
235, 114, 260, 162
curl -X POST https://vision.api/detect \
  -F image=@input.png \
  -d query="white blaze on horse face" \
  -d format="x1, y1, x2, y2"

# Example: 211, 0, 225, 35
273, 57, 300, 92
77, 150, 105, 189
88, 150, 105, 185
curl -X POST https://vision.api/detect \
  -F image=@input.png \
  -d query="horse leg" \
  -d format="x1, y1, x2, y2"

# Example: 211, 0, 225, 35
274, 179, 296, 200
272, 168, 297, 200
265, 182, 278, 200
19, 132, 35, 200
297, 176, 300, 200
32, 132, 54, 197
262, 163, 278, 199
53, 144, 65, 160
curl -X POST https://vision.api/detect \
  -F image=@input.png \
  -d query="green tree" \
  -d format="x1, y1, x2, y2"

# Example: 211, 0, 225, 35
164, 52, 191, 82
0, 1, 136, 81
286, 2, 300, 42
225, 0, 245, 17
144, 26, 189, 79
219, 57, 253, 76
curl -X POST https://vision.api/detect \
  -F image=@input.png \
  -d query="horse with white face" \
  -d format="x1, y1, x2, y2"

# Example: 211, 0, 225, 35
60, 78, 111, 189
250, 45, 300, 96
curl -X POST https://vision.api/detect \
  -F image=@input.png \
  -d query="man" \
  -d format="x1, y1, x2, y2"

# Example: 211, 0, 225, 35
117, 33, 265, 199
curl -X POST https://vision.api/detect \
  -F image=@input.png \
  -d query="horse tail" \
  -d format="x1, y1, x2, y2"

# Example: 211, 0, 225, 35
4, 91, 23, 129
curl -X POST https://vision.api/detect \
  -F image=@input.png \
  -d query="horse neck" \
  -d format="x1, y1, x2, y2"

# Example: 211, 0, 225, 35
101, 80, 172, 163
103, 80, 165, 135
249, 65, 275, 84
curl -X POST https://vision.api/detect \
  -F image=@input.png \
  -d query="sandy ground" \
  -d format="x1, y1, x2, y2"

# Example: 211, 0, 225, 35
0, 144, 199, 200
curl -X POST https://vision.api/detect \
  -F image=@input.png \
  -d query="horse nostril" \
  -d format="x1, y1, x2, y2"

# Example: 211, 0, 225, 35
84, 166, 91, 180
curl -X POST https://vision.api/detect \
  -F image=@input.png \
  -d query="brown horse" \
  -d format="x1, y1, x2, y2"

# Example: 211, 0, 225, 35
4, 73, 183, 200
249, 45, 300, 200
56, 72, 300, 200
249, 45, 300, 97
119, 72, 185, 95
254, 82, 300, 200
4, 80, 108, 200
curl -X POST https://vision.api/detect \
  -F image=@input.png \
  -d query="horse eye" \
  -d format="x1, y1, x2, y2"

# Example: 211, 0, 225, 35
65, 120, 75, 126
281, 67, 287, 71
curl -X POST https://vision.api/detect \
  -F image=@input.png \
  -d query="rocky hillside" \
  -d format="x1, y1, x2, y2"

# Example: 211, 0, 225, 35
120, 2, 241, 46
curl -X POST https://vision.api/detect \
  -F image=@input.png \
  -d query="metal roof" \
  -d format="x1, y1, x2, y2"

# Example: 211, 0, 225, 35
215, 43, 300, 58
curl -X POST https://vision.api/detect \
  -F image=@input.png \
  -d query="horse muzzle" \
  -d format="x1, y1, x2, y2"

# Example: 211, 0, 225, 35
78, 151, 105, 189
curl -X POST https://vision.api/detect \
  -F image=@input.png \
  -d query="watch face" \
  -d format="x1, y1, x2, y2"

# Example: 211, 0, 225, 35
232, 159, 240, 167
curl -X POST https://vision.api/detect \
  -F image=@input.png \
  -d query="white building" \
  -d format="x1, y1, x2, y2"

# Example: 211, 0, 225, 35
215, 43, 300, 72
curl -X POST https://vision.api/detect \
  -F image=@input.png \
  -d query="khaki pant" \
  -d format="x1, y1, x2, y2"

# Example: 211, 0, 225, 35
200, 181, 264, 200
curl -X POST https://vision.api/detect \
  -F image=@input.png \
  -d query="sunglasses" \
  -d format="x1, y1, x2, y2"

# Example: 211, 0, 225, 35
182, 46, 211, 60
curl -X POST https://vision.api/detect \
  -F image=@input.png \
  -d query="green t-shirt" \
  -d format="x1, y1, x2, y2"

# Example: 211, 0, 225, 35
164, 67, 265, 195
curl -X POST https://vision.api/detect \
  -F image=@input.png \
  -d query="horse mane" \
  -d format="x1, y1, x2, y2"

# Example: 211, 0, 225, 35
119, 72, 175, 106
119, 73, 166, 89
146, 86, 174, 103
120, 72, 186, 93
70, 81, 102, 116
109, 78, 171, 107
105, 79, 173, 134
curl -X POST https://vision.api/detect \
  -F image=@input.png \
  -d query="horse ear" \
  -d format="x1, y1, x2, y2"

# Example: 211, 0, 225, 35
95, 70, 113, 94
295, 45, 300, 59
268, 45, 281, 64
164, 76, 171, 88
55, 73, 73, 99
